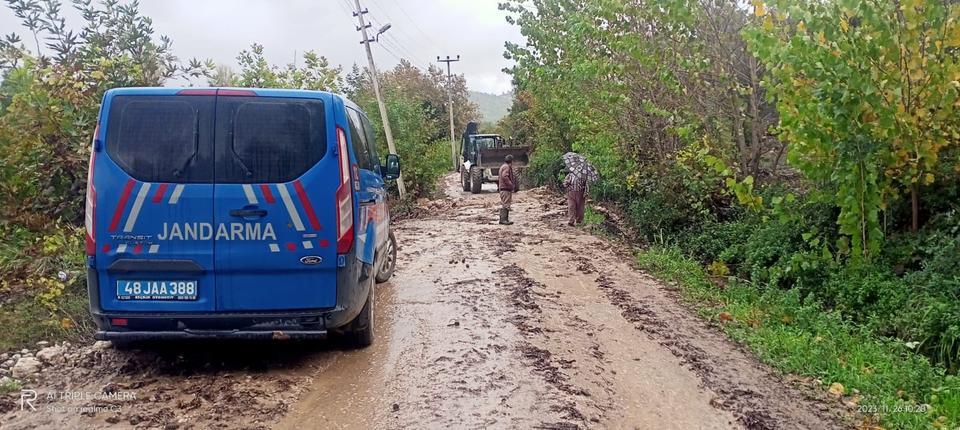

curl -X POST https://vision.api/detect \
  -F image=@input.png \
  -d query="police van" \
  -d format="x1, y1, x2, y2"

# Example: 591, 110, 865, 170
84, 88, 400, 347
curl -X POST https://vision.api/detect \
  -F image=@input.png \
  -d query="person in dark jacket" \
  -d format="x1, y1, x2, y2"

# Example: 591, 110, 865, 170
498, 155, 517, 225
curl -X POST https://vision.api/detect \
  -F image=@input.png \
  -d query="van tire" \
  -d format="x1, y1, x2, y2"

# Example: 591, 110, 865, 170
375, 231, 397, 283
461, 168, 471, 192
470, 166, 482, 194
343, 286, 374, 348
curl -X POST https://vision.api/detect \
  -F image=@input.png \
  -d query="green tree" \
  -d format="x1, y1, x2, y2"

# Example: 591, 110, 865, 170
233, 43, 342, 91
0, 0, 205, 226
348, 61, 475, 197
745, 0, 960, 257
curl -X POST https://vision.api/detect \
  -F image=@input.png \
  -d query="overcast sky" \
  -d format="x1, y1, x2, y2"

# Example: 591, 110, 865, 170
0, 0, 523, 94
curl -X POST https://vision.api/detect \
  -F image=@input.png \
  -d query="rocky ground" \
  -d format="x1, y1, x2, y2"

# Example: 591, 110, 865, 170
0, 174, 851, 429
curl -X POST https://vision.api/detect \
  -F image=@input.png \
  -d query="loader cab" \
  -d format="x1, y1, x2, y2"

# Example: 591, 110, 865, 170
84, 87, 399, 347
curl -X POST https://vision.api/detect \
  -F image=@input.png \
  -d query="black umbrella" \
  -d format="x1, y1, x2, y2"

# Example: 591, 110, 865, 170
562, 152, 599, 183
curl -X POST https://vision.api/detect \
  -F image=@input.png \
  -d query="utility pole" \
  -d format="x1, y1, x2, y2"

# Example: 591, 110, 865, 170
352, 0, 406, 196
437, 55, 460, 171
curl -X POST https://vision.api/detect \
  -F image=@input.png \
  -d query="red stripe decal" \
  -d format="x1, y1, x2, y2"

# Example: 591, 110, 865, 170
133, 244, 143, 254
293, 180, 321, 230
286, 242, 297, 252
319, 239, 330, 248
108, 179, 136, 232
152, 183, 169, 203
260, 184, 276, 204
101, 244, 111, 253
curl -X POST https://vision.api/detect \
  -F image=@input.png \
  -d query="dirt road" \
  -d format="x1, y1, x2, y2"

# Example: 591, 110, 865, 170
1, 173, 846, 429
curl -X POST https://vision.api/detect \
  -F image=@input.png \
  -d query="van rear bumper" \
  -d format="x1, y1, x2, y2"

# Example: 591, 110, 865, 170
96, 329, 326, 341
91, 309, 332, 340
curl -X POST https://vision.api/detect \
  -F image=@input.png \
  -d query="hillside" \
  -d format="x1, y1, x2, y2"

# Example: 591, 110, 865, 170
468, 90, 511, 123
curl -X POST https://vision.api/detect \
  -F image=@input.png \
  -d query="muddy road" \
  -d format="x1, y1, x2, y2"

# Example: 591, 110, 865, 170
1, 174, 847, 429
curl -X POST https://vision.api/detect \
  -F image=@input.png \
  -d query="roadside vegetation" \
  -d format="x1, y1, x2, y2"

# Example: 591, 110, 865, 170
0, 1, 471, 351
499, 0, 960, 428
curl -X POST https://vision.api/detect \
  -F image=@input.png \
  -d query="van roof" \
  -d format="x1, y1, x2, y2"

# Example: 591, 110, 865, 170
105, 87, 358, 108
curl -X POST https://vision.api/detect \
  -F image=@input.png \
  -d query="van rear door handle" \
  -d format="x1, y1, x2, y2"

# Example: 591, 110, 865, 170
230, 208, 268, 218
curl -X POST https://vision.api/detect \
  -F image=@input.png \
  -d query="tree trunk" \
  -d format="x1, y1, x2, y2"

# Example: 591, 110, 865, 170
911, 183, 919, 232
748, 55, 763, 178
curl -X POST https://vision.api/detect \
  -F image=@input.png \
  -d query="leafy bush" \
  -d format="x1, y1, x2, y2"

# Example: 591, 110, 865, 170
527, 146, 565, 189
681, 219, 753, 265
0, 225, 92, 350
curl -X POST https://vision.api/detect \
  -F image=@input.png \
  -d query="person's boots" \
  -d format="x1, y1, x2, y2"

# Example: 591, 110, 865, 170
499, 208, 513, 225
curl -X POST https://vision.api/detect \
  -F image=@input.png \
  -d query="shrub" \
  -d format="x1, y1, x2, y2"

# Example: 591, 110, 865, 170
527, 146, 565, 189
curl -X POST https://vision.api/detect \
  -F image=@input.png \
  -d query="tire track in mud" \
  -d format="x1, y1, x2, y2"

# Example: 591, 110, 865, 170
554, 236, 847, 430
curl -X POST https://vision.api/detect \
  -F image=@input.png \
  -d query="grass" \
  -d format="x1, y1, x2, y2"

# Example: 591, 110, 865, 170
583, 206, 606, 226
636, 246, 960, 429
0, 377, 23, 395
0, 285, 92, 352
0, 225, 94, 353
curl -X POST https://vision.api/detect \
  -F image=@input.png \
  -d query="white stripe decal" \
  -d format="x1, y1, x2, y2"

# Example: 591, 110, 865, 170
148, 244, 159, 254
123, 183, 151, 232
269, 243, 280, 253
277, 184, 306, 231
302, 241, 314, 249
116, 244, 127, 253
242, 184, 259, 205
169, 184, 185, 204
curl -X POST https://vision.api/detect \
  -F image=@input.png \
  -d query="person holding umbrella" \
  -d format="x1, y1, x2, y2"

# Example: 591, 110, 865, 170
561, 152, 599, 226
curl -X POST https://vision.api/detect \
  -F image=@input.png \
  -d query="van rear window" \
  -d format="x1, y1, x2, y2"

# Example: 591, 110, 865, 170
216, 98, 326, 183
106, 96, 214, 183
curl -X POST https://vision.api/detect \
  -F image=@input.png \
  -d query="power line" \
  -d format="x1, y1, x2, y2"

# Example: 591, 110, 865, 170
365, 14, 429, 67
388, 0, 446, 51
364, 0, 438, 64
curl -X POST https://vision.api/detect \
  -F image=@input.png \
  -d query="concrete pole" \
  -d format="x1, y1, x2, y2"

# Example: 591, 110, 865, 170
353, 0, 406, 197
437, 55, 460, 171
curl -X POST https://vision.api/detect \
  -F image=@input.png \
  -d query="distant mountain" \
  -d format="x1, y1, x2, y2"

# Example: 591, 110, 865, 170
468, 91, 512, 123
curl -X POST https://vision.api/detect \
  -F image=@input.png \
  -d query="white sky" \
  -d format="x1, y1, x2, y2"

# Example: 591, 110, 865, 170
0, 0, 522, 94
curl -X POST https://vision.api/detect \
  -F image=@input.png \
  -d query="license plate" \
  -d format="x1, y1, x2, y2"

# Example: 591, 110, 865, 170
116, 280, 198, 301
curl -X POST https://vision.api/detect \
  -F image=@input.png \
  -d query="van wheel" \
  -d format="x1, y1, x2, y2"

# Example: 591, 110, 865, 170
470, 167, 483, 194
375, 231, 397, 283
461, 168, 471, 192
343, 286, 374, 348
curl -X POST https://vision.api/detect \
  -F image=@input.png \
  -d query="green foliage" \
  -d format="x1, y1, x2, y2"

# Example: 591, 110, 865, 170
0, 225, 92, 350
374, 90, 448, 197
0, 0, 207, 226
582, 207, 605, 226
231, 43, 342, 91
527, 145, 565, 189
745, 0, 960, 258
0, 377, 22, 395
348, 61, 468, 198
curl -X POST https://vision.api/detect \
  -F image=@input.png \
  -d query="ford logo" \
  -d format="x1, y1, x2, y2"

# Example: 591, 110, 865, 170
300, 256, 323, 265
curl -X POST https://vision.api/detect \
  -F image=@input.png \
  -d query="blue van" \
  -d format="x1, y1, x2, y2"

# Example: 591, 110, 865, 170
83, 88, 400, 347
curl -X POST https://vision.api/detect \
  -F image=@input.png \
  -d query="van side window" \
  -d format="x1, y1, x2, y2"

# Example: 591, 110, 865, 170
358, 113, 381, 174
216, 97, 326, 183
106, 96, 214, 183
346, 108, 375, 171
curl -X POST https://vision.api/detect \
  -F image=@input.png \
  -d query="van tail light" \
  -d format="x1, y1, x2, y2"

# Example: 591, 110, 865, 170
84, 125, 99, 256
335, 126, 355, 254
